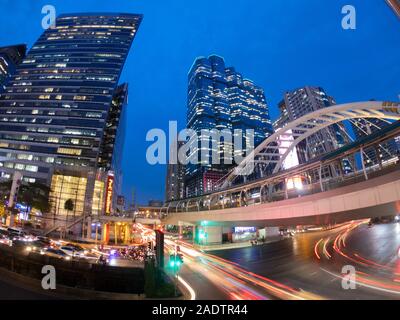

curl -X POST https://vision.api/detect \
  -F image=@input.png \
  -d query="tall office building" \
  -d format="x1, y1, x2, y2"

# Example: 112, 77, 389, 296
276, 86, 353, 180
0, 13, 142, 226
185, 55, 273, 197
165, 140, 186, 202
351, 118, 399, 167
0, 45, 26, 91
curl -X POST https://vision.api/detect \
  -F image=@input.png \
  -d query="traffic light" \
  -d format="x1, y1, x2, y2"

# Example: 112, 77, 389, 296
198, 229, 207, 242
169, 254, 183, 268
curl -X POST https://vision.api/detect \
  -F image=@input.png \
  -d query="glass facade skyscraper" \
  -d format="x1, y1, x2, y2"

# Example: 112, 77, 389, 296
0, 13, 142, 226
166, 140, 186, 202
185, 55, 273, 197
276, 86, 354, 180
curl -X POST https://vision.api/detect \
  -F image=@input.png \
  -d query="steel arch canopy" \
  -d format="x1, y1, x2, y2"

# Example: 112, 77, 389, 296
220, 101, 400, 188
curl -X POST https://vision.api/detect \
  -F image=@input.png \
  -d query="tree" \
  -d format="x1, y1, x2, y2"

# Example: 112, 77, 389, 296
19, 182, 51, 214
0, 180, 51, 214
64, 199, 74, 212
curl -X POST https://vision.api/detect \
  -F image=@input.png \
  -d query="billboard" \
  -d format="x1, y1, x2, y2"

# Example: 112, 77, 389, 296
104, 173, 114, 215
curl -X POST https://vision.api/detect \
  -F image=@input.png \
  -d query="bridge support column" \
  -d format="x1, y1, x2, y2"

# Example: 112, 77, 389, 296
319, 164, 324, 192
268, 184, 274, 202
259, 185, 264, 203
192, 225, 196, 244
337, 160, 344, 180
360, 147, 369, 181
374, 145, 383, 170
86, 216, 92, 240
178, 224, 183, 238
197, 226, 222, 245
284, 179, 289, 200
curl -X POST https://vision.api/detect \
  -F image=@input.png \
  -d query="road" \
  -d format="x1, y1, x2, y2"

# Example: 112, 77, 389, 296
0, 277, 55, 300
2, 221, 399, 300
173, 221, 400, 300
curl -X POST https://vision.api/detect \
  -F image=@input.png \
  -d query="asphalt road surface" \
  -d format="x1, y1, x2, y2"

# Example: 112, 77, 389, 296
211, 221, 400, 299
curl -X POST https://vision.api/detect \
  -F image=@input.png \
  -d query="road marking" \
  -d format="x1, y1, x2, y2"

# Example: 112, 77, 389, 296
177, 276, 196, 300
320, 267, 400, 295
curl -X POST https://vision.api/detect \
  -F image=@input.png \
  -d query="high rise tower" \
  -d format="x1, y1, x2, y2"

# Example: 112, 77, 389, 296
276, 86, 354, 180
0, 13, 142, 226
185, 55, 273, 197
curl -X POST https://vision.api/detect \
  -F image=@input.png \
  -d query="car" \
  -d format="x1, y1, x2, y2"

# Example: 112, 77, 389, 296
41, 248, 71, 260
25, 240, 48, 253
59, 246, 78, 257
0, 228, 9, 237
7, 227, 26, 237
0, 234, 11, 246
36, 236, 52, 246
66, 243, 86, 253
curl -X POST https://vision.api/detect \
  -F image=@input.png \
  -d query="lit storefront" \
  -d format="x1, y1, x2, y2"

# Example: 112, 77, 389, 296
49, 174, 87, 218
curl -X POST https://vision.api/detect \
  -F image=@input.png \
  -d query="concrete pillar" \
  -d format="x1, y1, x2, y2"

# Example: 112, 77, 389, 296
360, 148, 369, 181
95, 223, 99, 244
86, 216, 92, 240
8, 213, 14, 227
319, 164, 324, 192
337, 159, 344, 180
178, 224, 183, 238
284, 179, 289, 199
83, 170, 96, 224
200, 226, 223, 245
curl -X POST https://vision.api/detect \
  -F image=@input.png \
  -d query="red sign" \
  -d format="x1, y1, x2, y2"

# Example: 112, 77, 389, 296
104, 174, 114, 215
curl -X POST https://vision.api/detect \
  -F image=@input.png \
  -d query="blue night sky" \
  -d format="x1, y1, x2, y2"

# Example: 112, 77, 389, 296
0, 0, 399, 205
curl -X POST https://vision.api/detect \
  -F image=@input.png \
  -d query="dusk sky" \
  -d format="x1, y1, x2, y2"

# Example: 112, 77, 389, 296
1, 0, 399, 205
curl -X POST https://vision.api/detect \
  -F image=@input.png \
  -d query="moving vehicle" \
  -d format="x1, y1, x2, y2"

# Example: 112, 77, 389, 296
59, 246, 78, 257
37, 236, 52, 246
41, 248, 71, 260
0, 228, 9, 237
26, 240, 48, 253
66, 243, 88, 255
7, 227, 26, 239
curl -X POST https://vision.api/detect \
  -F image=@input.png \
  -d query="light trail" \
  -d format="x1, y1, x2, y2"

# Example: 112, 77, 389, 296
165, 237, 324, 300
315, 219, 400, 296
177, 276, 196, 300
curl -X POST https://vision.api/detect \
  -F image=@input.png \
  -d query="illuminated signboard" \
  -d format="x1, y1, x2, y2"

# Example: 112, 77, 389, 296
234, 227, 257, 233
104, 173, 114, 215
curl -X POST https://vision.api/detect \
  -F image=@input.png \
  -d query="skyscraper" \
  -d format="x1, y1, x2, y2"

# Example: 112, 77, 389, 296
166, 140, 186, 202
351, 118, 399, 167
0, 13, 142, 227
185, 55, 273, 197
276, 86, 353, 180
0, 44, 26, 91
